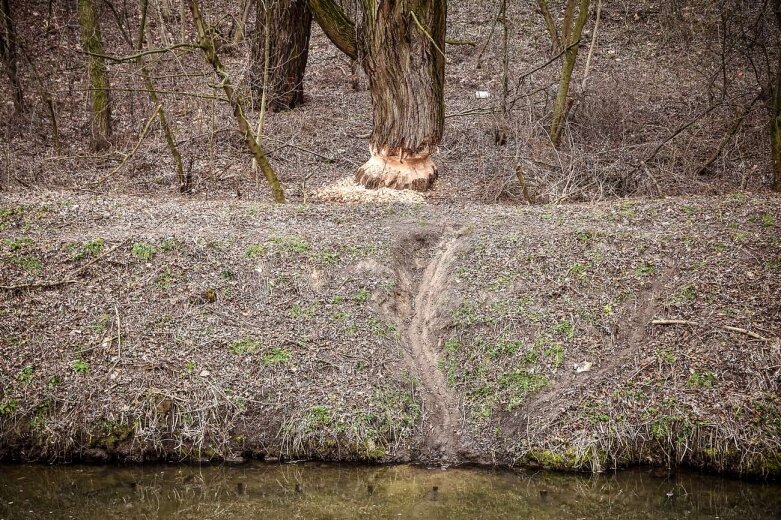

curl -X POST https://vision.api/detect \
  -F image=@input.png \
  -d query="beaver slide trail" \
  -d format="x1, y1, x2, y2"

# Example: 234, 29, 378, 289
385, 228, 465, 463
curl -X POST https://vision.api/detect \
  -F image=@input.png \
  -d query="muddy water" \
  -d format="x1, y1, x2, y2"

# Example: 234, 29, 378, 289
1, 463, 779, 519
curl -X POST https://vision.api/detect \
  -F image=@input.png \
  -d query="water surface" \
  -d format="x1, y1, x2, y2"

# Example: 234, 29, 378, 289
1, 463, 779, 519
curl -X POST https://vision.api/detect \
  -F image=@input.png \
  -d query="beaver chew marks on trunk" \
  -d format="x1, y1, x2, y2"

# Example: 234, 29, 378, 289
355, 1, 446, 191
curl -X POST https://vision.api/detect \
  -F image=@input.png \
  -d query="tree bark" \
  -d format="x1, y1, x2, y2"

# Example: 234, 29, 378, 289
354, 0, 446, 191
771, 0, 781, 190
78, 0, 113, 150
308, 0, 357, 58
1, 0, 25, 114
250, 0, 312, 112
548, 0, 589, 147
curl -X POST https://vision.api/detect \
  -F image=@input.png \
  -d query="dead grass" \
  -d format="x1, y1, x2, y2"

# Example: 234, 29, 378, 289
1, 190, 779, 478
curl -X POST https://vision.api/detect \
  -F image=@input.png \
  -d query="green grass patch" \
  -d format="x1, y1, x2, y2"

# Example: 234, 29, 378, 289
131, 242, 156, 261
634, 262, 657, 276
72, 238, 104, 260
0, 399, 19, 416
687, 370, 717, 388
551, 320, 575, 338
671, 285, 697, 304
17, 365, 35, 383
71, 359, 89, 374
269, 235, 310, 254
352, 288, 370, 303
229, 339, 261, 355
262, 348, 291, 365
3, 237, 34, 251
290, 303, 319, 320
244, 244, 266, 259
499, 371, 549, 410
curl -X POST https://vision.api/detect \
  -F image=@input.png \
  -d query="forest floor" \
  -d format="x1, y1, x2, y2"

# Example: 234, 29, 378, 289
1, 189, 780, 478
1, 1, 776, 203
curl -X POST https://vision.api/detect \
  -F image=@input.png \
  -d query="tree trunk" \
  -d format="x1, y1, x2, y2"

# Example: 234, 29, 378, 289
1, 0, 25, 114
537, 0, 561, 54
354, 0, 446, 191
771, 50, 781, 191
548, 0, 589, 147
308, 0, 357, 58
189, 0, 285, 203
78, 0, 113, 150
137, 0, 189, 193
771, 0, 781, 191
250, 0, 312, 112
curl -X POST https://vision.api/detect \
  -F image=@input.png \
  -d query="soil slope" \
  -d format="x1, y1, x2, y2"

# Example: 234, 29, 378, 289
1, 190, 780, 478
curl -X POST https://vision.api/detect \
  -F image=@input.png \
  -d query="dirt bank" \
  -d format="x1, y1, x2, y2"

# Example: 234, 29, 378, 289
1, 190, 780, 478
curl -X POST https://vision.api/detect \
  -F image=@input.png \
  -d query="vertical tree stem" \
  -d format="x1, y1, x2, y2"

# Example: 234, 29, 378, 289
78, 0, 113, 150
549, 0, 590, 147
188, 0, 285, 202
137, 0, 188, 192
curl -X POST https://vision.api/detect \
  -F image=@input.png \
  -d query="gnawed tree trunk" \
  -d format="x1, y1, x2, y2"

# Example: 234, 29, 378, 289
78, 0, 112, 150
0, 0, 25, 114
354, 1, 446, 191
250, 0, 312, 111
189, 0, 285, 202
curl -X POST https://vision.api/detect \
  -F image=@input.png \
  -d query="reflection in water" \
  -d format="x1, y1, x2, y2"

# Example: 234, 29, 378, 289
0, 463, 779, 519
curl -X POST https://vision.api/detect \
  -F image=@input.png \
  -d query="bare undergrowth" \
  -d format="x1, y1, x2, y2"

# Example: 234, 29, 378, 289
0, 1, 777, 203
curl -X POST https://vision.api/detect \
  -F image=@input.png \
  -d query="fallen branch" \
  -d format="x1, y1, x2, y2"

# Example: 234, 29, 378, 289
652, 319, 698, 326
651, 320, 776, 342
0, 239, 129, 292
722, 326, 771, 342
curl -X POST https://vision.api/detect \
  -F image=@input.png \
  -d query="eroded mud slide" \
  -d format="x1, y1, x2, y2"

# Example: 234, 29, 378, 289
382, 227, 466, 463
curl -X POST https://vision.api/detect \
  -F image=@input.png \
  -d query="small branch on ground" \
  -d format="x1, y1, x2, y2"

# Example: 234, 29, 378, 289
0, 239, 129, 292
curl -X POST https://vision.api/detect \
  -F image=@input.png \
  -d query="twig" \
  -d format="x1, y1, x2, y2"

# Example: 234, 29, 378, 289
722, 326, 771, 342
652, 319, 698, 326
0, 239, 129, 291
89, 105, 161, 187
409, 10, 445, 58
580, 0, 602, 91
114, 304, 122, 359
445, 38, 476, 46
476, 0, 504, 67
81, 43, 197, 62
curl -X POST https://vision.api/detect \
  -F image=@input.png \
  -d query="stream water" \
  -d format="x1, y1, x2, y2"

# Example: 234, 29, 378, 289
1, 462, 779, 519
